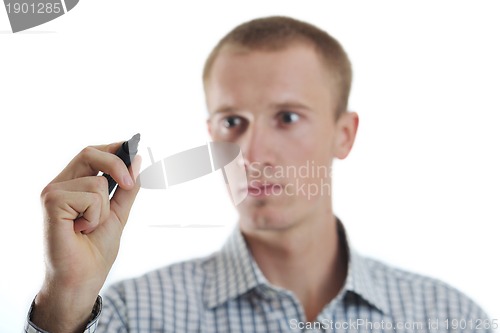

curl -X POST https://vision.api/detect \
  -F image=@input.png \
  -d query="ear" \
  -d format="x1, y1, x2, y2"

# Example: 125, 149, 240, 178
333, 111, 359, 160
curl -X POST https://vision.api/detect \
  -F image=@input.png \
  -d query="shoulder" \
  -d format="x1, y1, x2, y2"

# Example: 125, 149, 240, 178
356, 252, 491, 324
105, 255, 212, 299
99, 255, 216, 331
362, 254, 453, 290
97, 255, 220, 331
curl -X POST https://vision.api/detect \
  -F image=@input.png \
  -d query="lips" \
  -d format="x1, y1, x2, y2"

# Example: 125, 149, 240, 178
246, 182, 283, 197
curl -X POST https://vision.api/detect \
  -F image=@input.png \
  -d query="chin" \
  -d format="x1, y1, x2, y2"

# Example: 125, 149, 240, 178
237, 200, 295, 232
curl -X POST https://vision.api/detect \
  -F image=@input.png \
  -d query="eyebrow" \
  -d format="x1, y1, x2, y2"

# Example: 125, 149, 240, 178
212, 106, 235, 115
271, 101, 313, 112
207, 106, 236, 121
209, 100, 313, 118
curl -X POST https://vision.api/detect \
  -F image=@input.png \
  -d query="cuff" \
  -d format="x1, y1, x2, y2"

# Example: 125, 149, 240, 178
24, 295, 102, 333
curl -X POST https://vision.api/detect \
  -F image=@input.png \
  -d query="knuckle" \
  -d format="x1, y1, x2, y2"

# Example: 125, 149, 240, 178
93, 176, 109, 193
41, 189, 62, 207
89, 193, 104, 220
40, 183, 54, 198
79, 146, 95, 160
90, 192, 102, 206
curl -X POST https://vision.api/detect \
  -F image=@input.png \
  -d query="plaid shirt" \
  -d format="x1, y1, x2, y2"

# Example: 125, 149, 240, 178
26, 219, 493, 332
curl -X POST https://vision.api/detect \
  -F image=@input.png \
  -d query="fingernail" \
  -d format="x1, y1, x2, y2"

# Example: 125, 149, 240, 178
123, 174, 133, 187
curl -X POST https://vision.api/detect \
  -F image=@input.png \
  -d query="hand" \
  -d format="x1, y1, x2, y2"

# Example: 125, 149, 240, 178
32, 142, 141, 333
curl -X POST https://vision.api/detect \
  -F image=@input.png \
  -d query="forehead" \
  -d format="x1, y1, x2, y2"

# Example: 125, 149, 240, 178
209, 42, 328, 80
205, 43, 334, 108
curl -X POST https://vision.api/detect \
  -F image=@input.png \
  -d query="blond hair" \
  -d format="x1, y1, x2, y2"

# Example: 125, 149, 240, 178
203, 16, 352, 117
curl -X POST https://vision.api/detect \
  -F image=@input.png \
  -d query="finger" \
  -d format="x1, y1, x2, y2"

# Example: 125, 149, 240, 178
51, 143, 134, 190
110, 155, 142, 227
43, 190, 102, 234
42, 176, 110, 222
52, 143, 122, 182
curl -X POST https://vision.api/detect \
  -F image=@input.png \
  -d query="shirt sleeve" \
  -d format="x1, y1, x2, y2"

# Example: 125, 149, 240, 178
24, 295, 102, 333
448, 287, 496, 333
94, 283, 130, 333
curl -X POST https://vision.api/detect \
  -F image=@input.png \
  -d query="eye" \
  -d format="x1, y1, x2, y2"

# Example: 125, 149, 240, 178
279, 111, 300, 124
223, 116, 243, 129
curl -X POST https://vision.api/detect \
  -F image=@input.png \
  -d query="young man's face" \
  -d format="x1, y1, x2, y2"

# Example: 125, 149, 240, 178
205, 42, 357, 231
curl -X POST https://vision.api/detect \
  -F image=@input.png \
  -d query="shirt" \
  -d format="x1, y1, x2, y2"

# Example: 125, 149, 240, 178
26, 218, 493, 333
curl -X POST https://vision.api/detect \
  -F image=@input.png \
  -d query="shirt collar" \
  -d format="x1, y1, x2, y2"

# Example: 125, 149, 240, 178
202, 217, 390, 315
202, 226, 268, 309
337, 219, 390, 315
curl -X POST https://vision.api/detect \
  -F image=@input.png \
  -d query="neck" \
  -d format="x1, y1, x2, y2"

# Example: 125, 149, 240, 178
241, 209, 347, 322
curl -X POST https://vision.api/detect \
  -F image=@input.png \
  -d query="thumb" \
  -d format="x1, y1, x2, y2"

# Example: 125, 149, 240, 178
110, 155, 142, 227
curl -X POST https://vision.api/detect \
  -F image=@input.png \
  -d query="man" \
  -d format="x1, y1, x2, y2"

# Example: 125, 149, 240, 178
26, 16, 492, 333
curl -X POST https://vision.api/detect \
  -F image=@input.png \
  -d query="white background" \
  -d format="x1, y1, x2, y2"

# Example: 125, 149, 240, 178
1, 1, 499, 331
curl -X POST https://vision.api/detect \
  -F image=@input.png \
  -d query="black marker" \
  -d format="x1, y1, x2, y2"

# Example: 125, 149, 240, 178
103, 133, 141, 195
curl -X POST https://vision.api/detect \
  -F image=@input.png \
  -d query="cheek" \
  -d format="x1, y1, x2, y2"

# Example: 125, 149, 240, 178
275, 127, 334, 192
277, 136, 315, 165
282, 126, 332, 164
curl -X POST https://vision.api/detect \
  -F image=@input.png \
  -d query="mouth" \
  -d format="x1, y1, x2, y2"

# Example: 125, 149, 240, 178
245, 182, 283, 198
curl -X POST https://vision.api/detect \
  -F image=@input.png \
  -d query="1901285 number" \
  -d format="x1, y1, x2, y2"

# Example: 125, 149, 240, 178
445, 319, 498, 330
5, 2, 62, 14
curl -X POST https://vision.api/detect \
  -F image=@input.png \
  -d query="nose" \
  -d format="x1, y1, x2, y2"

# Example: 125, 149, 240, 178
239, 122, 275, 175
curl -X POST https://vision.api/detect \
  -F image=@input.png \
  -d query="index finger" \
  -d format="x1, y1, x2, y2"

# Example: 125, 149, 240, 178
51, 142, 131, 187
